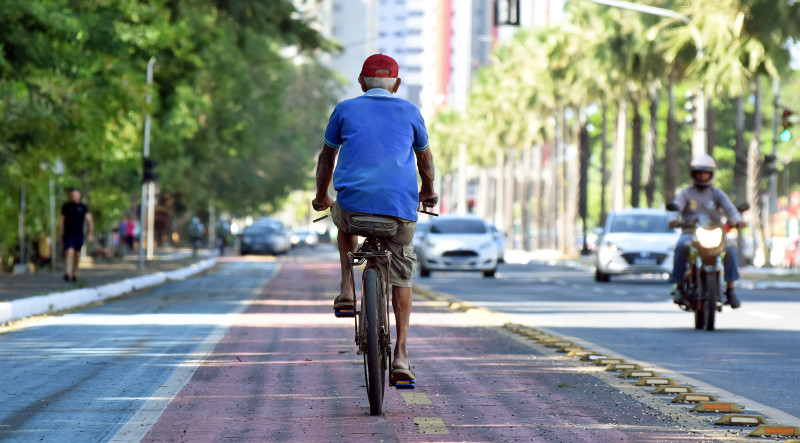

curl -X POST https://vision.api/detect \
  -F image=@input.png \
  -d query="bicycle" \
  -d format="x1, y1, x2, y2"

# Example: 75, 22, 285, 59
314, 203, 436, 415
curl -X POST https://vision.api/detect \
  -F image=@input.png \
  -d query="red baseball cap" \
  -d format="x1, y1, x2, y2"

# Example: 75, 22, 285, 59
360, 54, 399, 78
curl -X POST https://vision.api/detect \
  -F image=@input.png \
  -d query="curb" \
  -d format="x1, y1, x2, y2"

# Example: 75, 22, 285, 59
529, 258, 800, 290
0, 258, 216, 325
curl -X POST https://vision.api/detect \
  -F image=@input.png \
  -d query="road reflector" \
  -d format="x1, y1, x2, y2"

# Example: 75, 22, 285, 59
692, 402, 743, 413
581, 354, 609, 362
635, 377, 676, 386
652, 385, 695, 394
414, 417, 450, 434
568, 350, 596, 358
538, 337, 563, 344
714, 414, 765, 426
619, 370, 658, 378
525, 331, 548, 339
504, 323, 522, 332
672, 393, 718, 403
557, 346, 585, 353
605, 363, 642, 372
545, 341, 574, 348
593, 358, 625, 366
748, 425, 800, 437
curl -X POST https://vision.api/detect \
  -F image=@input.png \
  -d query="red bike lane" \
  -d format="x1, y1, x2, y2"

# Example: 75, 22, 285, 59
142, 256, 718, 442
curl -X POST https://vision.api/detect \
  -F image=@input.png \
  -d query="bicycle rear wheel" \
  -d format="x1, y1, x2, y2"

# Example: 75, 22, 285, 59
362, 268, 385, 415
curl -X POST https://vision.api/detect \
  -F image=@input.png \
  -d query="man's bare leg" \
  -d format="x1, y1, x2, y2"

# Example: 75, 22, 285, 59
392, 286, 412, 368
337, 232, 358, 301
71, 250, 81, 278
64, 248, 75, 279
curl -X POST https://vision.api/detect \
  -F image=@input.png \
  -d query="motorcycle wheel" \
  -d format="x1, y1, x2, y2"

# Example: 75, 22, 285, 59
704, 271, 718, 331
692, 268, 704, 330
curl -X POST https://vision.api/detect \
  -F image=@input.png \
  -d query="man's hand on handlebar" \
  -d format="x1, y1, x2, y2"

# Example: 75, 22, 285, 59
312, 195, 334, 212
419, 192, 439, 208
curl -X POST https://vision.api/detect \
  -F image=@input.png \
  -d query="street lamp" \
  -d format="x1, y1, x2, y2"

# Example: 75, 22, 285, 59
40, 157, 65, 273
582, 0, 707, 157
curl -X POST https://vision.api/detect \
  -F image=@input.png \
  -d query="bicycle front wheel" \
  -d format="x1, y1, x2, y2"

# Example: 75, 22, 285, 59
362, 268, 385, 415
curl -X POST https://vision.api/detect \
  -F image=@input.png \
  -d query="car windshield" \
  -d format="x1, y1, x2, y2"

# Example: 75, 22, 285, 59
243, 226, 274, 235
609, 214, 672, 233
430, 219, 487, 234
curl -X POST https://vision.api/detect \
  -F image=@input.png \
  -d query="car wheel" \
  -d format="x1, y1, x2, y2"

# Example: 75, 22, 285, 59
595, 269, 610, 282
483, 269, 496, 278
420, 266, 430, 277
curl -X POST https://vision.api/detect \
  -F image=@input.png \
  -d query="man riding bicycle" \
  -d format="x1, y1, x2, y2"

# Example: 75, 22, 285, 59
312, 54, 437, 385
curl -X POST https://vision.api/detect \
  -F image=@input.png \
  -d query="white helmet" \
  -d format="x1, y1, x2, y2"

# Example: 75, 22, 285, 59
690, 154, 716, 187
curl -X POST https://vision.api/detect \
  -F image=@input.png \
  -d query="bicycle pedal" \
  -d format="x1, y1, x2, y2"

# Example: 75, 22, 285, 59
334, 308, 355, 318
394, 380, 415, 389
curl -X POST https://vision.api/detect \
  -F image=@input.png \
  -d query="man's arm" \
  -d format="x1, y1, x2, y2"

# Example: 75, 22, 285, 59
59, 214, 65, 237
414, 148, 437, 207
85, 212, 95, 241
312, 144, 338, 211
715, 188, 743, 224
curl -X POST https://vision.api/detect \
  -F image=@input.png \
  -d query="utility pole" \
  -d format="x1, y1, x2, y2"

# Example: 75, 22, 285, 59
139, 58, 156, 271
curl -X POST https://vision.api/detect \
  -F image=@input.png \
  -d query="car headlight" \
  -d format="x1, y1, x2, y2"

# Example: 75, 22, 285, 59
696, 227, 723, 248
603, 242, 618, 252
480, 241, 494, 250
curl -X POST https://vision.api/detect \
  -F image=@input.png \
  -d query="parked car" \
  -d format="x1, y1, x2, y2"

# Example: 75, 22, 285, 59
594, 208, 679, 282
489, 224, 506, 262
240, 224, 290, 255
418, 215, 499, 278
291, 230, 319, 248
413, 221, 431, 255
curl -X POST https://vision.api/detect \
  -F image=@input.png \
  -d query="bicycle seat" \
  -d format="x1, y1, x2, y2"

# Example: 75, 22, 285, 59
349, 214, 399, 238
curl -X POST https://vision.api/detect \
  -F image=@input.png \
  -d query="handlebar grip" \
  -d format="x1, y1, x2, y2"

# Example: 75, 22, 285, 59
312, 202, 326, 211
422, 196, 439, 205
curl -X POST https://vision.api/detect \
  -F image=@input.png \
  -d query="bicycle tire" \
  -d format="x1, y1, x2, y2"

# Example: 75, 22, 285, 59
363, 268, 384, 415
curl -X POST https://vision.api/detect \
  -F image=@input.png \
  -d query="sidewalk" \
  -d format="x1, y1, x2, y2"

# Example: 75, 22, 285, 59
0, 249, 216, 324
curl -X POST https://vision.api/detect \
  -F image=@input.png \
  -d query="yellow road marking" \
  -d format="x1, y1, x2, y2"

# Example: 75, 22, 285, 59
414, 417, 449, 434
402, 392, 432, 405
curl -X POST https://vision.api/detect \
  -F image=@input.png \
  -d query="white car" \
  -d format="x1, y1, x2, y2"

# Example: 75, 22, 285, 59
418, 215, 499, 278
594, 209, 679, 282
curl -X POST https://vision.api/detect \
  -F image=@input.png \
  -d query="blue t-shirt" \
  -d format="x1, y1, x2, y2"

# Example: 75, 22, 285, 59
323, 88, 429, 221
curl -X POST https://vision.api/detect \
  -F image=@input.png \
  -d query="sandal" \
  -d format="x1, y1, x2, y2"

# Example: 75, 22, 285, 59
391, 362, 416, 389
333, 294, 355, 318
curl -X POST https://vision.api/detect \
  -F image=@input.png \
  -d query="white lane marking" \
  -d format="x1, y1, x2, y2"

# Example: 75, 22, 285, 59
109, 264, 280, 442
613, 290, 627, 295
747, 311, 782, 320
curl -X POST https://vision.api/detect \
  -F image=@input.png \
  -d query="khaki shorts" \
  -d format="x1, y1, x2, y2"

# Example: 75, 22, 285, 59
331, 203, 417, 287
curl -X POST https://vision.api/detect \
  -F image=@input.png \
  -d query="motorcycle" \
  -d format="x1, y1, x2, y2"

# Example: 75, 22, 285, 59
666, 202, 748, 331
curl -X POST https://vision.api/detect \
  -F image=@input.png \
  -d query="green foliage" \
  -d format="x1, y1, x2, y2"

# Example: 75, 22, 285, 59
0, 0, 338, 268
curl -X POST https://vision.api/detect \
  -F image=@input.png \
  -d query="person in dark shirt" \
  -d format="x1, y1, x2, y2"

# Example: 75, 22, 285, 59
60, 188, 94, 282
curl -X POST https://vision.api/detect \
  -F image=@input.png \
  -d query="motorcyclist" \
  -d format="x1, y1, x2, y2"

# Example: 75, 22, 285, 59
669, 154, 744, 309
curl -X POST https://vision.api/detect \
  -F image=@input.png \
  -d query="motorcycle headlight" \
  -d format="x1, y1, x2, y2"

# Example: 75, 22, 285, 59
696, 227, 723, 249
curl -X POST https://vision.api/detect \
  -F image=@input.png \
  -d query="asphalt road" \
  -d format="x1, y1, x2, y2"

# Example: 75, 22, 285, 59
416, 258, 800, 422
1, 246, 796, 441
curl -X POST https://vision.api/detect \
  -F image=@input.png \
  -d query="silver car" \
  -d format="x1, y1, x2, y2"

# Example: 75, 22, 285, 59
594, 209, 679, 282
418, 215, 499, 278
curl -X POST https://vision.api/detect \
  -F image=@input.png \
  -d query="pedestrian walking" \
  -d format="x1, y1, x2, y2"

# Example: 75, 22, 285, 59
188, 216, 205, 257
215, 217, 230, 256
60, 188, 94, 282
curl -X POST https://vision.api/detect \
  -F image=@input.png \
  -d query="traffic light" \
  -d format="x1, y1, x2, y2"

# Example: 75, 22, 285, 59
143, 157, 158, 182
684, 91, 697, 125
781, 108, 793, 143
763, 154, 778, 176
